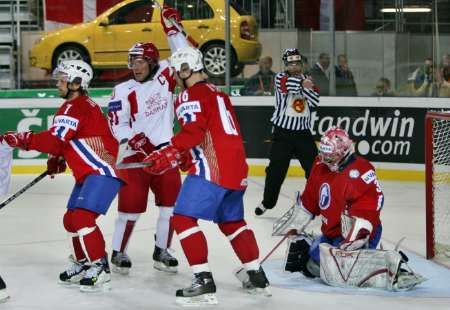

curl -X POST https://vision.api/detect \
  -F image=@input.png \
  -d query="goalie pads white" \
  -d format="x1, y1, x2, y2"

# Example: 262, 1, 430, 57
272, 192, 313, 236
339, 215, 373, 251
319, 243, 426, 291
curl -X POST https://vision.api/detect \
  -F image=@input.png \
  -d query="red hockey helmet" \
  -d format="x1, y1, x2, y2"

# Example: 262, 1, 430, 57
128, 42, 160, 69
319, 126, 354, 172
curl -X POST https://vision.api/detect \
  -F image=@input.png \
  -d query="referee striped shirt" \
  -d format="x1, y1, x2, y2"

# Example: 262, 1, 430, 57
270, 72, 320, 130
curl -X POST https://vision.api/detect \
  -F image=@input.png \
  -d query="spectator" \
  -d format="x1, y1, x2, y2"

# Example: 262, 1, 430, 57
408, 57, 439, 97
240, 56, 275, 96
335, 54, 357, 96
371, 77, 396, 97
439, 66, 450, 97
310, 53, 330, 95
301, 55, 311, 76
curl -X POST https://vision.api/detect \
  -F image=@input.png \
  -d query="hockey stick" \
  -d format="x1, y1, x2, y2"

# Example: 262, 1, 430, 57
115, 139, 155, 169
151, 0, 199, 47
0, 171, 48, 210
233, 229, 297, 284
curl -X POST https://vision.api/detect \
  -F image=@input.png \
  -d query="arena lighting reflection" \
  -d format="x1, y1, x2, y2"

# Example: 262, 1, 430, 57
381, 7, 431, 13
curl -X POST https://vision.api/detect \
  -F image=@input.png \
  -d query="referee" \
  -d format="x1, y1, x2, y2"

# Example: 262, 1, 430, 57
256, 48, 319, 216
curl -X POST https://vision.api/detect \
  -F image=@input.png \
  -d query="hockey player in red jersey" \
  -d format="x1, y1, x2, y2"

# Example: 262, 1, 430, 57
142, 46, 271, 306
107, 6, 193, 274
283, 126, 384, 277
2, 60, 122, 292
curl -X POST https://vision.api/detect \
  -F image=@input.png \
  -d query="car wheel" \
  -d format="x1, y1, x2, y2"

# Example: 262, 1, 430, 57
202, 43, 241, 78
52, 45, 90, 70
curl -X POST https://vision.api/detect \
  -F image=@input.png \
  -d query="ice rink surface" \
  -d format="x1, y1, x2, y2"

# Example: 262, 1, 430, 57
0, 174, 449, 310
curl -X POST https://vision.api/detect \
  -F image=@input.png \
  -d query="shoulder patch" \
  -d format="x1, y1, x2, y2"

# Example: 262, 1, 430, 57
349, 169, 360, 178
53, 115, 79, 131
176, 100, 201, 123
361, 169, 376, 184
108, 100, 122, 112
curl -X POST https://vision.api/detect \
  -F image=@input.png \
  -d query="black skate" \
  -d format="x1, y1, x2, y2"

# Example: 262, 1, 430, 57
175, 272, 218, 306
111, 250, 132, 275
244, 266, 271, 296
255, 203, 268, 216
0, 276, 9, 303
59, 256, 90, 286
79, 255, 111, 292
153, 246, 178, 273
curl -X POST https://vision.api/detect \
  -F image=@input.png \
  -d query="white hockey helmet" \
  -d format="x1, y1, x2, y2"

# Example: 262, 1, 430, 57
52, 60, 93, 89
170, 46, 204, 73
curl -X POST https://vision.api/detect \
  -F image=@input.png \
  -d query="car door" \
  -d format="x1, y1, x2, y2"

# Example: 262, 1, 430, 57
92, 0, 160, 68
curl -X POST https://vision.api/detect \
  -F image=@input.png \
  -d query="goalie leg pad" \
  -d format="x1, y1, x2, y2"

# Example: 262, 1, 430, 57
319, 244, 426, 291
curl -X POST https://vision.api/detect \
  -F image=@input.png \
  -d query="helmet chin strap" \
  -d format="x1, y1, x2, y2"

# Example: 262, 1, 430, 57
142, 63, 160, 82
177, 69, 194, 89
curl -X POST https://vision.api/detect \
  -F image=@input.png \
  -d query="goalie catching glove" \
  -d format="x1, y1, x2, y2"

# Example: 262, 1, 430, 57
143, 145, 193, 175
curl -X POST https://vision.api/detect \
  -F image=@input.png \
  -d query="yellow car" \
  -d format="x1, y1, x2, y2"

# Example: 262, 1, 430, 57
29, 0, 261, 78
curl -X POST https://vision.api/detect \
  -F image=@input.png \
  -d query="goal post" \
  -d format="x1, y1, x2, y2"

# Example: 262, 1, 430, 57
425, 111, 450, 260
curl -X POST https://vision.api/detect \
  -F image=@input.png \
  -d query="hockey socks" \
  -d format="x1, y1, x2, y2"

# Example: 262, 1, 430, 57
156, 206, 174, 249
219, 220, 260, 268
111, 212, 140, 253
172, 214, 209, 272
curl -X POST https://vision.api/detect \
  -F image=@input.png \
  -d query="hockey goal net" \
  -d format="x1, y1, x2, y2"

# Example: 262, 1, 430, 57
426, 111, 450, 261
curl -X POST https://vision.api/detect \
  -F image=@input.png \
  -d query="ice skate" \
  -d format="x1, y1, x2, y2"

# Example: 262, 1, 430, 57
153, 246, 178, 273
175, 272, 218, 306
111, 250, 132, 275
0, 276, 9, 303
79, 255, 111, 292
58, 255, 90, 286
255, 203, 268, 216
243, 266, 271, 296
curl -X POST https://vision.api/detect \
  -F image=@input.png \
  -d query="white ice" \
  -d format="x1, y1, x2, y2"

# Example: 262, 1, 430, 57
0, 174, 449, 310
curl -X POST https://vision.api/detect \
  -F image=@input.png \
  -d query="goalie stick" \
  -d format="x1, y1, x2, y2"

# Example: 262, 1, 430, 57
0, 171, 48, 210
233, 229, 297, 284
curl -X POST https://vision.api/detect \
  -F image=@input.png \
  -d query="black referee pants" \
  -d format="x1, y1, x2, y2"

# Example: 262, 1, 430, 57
262, 126, 317, 210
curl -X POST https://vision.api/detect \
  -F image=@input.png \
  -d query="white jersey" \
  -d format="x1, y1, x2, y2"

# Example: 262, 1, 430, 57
108, 33, 188, 148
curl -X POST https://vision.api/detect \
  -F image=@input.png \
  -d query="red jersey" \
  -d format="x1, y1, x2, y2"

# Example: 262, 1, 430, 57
28, 96, 118, 183
171, 82, 248, 190
301, 156, 383, 240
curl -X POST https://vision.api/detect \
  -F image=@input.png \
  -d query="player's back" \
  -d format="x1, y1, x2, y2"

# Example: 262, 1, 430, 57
174, 82, 248, 190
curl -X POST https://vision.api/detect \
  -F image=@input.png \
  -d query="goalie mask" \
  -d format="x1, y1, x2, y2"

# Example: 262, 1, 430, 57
52, 60, 93, 90
319, 126, 354, 172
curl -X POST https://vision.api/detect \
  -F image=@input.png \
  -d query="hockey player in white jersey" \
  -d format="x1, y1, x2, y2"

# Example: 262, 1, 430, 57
107, 5, 192, 274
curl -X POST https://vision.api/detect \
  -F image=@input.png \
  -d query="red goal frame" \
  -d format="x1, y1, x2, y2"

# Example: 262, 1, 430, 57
425, 111, 450, 259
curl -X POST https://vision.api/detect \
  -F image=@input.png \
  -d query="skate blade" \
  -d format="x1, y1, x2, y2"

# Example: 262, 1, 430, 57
154, 261, 178, 273
246, 286, 272, 297
176, 293, 218, 306
79, 281, 111, 293
0, 290, 9, 303
112, 265, 130, 275
58, 280, 81, 287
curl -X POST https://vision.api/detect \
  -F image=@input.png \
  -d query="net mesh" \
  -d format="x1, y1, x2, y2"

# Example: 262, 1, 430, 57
431, 116, 450, 258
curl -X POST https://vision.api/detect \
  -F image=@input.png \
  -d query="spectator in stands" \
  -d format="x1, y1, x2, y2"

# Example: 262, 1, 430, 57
439, 66, 450, 97
408, 57, 439, 97
301, 55, 311, 76
240, 56, 275, 96
335, 54, 357, 96
371, 77, 396, 97
310, 53, 330, 95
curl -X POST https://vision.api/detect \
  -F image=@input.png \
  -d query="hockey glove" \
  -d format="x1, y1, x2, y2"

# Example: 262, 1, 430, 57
178, 151, 194, 172
128, 133, 155, 156
143, 145, 182, 175
2, 131, 33, 150
161, 5, 182, 36
47, 155, 67, 178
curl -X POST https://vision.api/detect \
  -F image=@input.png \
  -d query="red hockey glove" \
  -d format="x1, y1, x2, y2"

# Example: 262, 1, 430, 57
161, 5, 182, 36
143, 145, 182, 175
128, 133, 155, 156
47, 155, 67, 178
178, 151, 194, 172
3, 131, 33, 150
